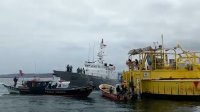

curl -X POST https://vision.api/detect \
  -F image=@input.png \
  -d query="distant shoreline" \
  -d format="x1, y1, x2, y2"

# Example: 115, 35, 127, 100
0, 73, 53, 78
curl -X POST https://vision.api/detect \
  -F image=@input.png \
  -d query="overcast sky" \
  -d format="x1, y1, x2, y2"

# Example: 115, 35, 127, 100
0, 0, 200, 74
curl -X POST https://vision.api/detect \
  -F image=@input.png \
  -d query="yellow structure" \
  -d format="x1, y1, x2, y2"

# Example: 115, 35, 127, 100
122, 43, 200, 98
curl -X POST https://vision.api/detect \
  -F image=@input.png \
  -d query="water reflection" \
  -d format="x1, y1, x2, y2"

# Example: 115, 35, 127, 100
124, 99, 199, 112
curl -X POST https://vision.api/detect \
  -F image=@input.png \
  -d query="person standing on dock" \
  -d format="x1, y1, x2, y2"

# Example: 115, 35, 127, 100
13, 76, 18, 87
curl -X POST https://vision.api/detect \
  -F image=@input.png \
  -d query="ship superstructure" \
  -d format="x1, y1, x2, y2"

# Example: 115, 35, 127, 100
84, 39, 116, 79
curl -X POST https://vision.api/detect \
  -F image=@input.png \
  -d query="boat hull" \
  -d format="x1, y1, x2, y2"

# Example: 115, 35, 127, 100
53, 70, 118, 89
19, 86, 46, 94
142, 79, 200, 95
3, 84, 93, 98
123, 70, 200, 100
101, 89, 120, 101
142, 93, 200, 101
2, 84, 20, 94
45, 86, 93, 97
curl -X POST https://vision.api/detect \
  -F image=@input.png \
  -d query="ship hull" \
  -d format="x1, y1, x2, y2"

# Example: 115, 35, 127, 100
142, 93, 200, 101
53, 70, 118, 89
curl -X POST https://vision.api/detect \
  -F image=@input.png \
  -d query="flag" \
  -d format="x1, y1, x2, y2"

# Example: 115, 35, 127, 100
100, 39, 107, 49
19, 70, 24, 76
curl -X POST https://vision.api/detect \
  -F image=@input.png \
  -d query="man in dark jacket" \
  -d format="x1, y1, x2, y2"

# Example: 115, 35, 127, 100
13, 76, 18, 87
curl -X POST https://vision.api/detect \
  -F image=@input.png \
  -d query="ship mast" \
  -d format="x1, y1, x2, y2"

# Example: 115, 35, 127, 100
97, 39, 106, 64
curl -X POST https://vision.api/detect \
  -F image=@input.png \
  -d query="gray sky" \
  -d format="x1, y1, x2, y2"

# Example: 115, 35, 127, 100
0, 0, 200, 74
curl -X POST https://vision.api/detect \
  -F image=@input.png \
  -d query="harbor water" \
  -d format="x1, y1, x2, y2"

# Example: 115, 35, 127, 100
1, 78, 200, 112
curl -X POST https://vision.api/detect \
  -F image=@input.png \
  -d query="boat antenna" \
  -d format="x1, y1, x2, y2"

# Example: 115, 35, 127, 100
97, 38, 106, 64
93, 42, 95, 62
153, 41, 158, 49
88, 43, 91, 62
19, 70, 24, 84
34, 62, 36, 74
161, 34, 165, 66
161, 34, 164, 52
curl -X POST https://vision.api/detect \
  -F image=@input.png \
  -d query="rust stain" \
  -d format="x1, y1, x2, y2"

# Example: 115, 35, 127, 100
193, 81, 199, 88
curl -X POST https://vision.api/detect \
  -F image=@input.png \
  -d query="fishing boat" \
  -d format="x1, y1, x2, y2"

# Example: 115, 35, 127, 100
3, 78, 93, 97
122, 39, 200, 100
53, 39, 117, 89
99, 84, 132, 101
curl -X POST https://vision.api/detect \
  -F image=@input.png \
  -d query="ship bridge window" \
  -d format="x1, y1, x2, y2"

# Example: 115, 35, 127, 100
86, 65, 90, 67
91, 65, 96, 68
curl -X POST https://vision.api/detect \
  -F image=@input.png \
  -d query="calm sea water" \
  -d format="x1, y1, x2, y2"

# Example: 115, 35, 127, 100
0, 78, 200, 112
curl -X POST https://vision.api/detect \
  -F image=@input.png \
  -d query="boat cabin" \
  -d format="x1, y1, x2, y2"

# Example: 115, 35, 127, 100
20, 80, 51, 94
48, 81, 70, 89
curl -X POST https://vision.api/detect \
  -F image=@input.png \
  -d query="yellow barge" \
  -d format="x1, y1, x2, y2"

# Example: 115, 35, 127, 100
122, 42, 200, 99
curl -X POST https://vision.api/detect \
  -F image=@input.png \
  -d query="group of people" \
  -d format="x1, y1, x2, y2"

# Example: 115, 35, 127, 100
127, 59, 140, 70
116, 82, 128, 96
66, 64, 86, 74
109, 78, 135, 100
66, 65, 73, 72
77, 67, 85, 74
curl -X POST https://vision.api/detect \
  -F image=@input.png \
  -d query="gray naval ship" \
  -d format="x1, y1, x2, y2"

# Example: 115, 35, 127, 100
53, 39, 118, 89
